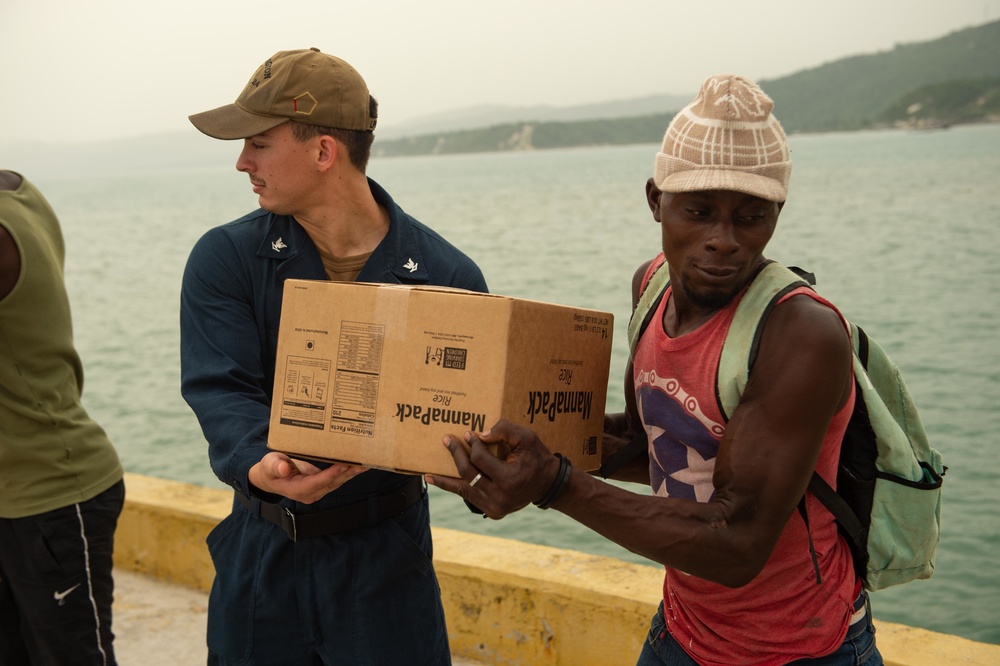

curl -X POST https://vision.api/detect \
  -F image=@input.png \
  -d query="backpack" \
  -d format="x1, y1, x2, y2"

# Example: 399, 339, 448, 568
611, 255, 945, 591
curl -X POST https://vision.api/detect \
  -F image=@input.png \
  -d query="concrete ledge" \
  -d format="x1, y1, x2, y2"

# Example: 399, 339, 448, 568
115, 473, 230, 592
114, 473, 1000, 666
433, 528, 661, 664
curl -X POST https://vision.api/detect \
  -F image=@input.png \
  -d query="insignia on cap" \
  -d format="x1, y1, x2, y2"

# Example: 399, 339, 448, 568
292, 92, 318, 116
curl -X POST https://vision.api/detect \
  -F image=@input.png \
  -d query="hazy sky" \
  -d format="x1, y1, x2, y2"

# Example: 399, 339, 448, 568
3, 0, 998, 144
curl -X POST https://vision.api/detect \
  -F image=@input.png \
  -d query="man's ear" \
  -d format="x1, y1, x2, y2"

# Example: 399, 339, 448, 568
316, 135, 339, 172
645, 178, 662, 222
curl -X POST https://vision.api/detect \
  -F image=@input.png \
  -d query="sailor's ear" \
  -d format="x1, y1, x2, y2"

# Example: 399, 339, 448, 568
315, 135, 339, 172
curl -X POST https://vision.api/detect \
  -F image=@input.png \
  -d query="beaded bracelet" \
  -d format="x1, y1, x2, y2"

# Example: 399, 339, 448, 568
533, 453, 572, 510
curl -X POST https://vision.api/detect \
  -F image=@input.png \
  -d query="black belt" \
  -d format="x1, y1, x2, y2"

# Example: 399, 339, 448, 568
236, 476, 424, 541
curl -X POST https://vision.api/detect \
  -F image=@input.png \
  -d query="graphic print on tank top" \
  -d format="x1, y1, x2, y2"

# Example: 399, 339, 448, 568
635, 369, 725, 502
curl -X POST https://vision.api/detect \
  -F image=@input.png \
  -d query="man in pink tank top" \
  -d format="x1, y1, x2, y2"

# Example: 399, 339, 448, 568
429, 76, 881, 665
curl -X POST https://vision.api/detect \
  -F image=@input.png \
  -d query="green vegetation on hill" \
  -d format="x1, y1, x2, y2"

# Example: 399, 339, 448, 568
881, 78, 1000, 128
761, 20, 1000, 132
373, 20, 1000, 158
374, 114, 673, 157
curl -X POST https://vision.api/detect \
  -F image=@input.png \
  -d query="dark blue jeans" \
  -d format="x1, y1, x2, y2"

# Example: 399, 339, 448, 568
636, 593, 882, 666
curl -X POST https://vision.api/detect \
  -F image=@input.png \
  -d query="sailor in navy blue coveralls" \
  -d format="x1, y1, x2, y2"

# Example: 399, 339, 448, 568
181, 177, 487, 665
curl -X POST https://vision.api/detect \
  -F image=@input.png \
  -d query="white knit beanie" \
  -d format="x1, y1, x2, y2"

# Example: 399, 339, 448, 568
654, 75, 791, 202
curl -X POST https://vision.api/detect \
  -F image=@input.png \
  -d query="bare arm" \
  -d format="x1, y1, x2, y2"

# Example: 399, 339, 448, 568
600, 390, 649, 484
430, 294, 852, 587
0, 171, 24, 300
0, 224, 20, 301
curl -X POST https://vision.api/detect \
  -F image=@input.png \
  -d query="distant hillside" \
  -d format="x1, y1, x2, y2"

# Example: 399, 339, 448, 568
761, 19, 1000, 132
373, 19, 1000, 157
374, 113, 674, 157
374, 94, 693, 140
881, 78, 1000, 128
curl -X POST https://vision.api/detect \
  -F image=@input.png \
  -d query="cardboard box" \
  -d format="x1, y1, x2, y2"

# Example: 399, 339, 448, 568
268, 280, 613, 477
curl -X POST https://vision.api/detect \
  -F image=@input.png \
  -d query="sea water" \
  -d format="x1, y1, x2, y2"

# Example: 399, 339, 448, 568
28, 123, 1000, 644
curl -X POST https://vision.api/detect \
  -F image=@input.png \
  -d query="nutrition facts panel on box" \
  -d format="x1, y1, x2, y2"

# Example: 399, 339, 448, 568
278, 356, 332, 430
329, 321, 386, 437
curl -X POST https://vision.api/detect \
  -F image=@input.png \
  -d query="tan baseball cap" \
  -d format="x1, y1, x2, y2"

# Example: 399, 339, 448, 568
189, 48, 377, 140
654, 75, 791, 202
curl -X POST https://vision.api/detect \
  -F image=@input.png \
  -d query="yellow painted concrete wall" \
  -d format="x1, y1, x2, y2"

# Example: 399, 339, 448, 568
114, 473, 999, 666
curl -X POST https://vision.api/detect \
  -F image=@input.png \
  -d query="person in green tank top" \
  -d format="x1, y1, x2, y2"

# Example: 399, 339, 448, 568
0, 169, 125, 666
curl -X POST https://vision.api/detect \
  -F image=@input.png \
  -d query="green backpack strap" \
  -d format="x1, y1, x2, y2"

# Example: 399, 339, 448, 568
604, 255, 670, 479
626, 255, 670, 360
715, 262, 814, 420
715, 262, 828, 581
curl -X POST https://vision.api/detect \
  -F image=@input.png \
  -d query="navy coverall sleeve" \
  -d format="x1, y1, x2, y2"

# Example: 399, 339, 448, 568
180, 228, 272, 498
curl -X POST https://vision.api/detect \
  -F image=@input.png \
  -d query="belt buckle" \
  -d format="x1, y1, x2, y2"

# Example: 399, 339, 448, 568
283, 506, 298, 542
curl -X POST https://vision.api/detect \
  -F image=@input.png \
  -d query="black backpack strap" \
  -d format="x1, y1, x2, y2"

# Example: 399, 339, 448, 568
796, 496, 823, 585
599, 433, 647, 479
803, 322, 871, 585
854, 324, 870, 369
785, 269, 874, 584
807, 473, 867, 551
